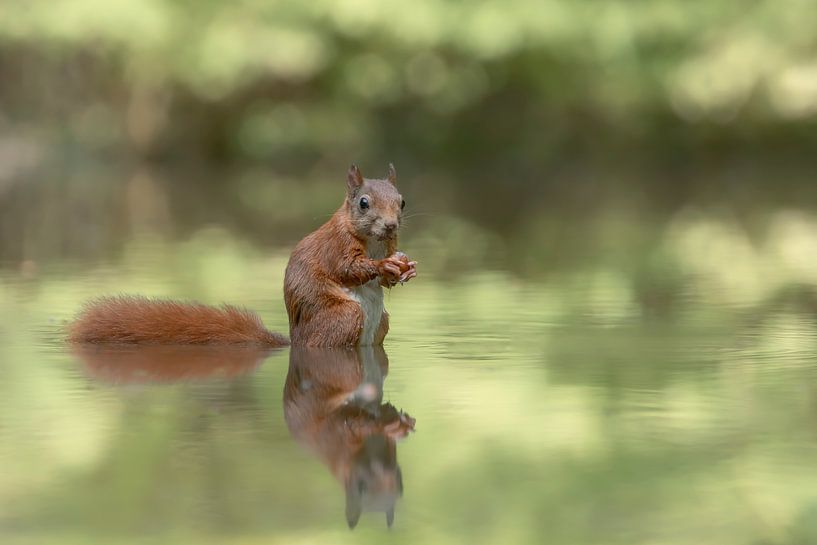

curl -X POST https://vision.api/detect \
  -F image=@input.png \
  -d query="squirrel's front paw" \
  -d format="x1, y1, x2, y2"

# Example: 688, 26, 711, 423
392, 252, 417, 284
378, 253, 417, 286
376, 257, 404, 286
383, 410, 416, 439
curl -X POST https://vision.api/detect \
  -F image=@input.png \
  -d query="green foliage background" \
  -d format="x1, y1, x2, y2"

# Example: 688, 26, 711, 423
1, 0, 816, 172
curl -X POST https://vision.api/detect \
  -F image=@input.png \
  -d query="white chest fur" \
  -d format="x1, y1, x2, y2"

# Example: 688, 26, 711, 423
346, 239, 386, 345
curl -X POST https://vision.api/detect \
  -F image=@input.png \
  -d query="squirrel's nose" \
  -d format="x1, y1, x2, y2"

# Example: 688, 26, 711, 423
384, 221, 398, 232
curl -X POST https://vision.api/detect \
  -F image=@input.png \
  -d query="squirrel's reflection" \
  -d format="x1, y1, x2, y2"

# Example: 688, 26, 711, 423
73, 344, 274, 384
284, 346, 415, 529
72, 343, 415, 528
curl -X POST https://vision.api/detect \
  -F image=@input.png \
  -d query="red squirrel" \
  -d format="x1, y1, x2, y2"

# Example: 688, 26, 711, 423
68, 164, 417, 347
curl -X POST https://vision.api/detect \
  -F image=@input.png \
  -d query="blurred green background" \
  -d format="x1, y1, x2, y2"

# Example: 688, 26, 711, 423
2, 0, 817, 174
3, 2, 817, 545
1, 0, 817, 269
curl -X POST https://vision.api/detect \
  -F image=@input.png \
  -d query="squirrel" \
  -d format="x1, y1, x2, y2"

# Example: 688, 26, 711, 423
67, 164, 417, 348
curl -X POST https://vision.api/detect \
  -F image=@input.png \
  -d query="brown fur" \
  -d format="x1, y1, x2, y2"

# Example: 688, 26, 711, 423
283, 209, 398, 347
67, 165, 414, 347
284, 167, 409, 347
68, 295, 289, 346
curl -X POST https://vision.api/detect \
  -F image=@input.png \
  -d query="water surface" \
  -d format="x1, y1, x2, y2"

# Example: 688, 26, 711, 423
3, 172, 817, 545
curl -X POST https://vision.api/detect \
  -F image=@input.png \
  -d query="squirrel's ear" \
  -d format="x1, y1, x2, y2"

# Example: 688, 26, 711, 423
386, 163, 397, 185
347, 164, 364, 195
345, 479, 362, 529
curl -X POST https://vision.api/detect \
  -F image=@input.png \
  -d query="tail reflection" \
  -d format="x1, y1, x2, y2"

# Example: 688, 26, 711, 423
73, 344, 275, 384
284, 346, 415, 529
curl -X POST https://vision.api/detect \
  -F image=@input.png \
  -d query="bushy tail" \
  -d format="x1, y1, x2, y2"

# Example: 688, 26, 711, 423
68, 295, 290, 346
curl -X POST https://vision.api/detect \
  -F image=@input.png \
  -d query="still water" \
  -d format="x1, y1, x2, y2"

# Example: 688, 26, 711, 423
3, 172, 817, 544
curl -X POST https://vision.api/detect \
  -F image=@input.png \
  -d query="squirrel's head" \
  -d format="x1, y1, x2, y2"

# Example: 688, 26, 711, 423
345, 435, 403, 529
345, 164, 405, 242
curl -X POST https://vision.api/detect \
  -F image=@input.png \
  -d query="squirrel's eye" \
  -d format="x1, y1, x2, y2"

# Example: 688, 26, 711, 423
359, 197, 369, 210
401, 199, 406, 210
